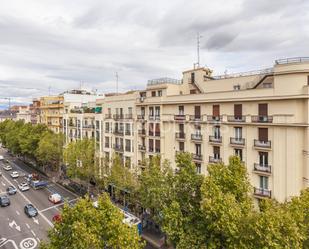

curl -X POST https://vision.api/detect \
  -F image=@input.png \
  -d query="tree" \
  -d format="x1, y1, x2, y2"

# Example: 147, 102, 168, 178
138, 155, 173, 224
5, 120, 24, 154
40, 194, 144, 249
36, 131, 63, 172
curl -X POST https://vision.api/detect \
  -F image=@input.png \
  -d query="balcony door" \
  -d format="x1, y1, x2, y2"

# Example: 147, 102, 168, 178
194, 106, 201, 118
213, 105, 220, 118
258, 128, 268, 142
195, 144, 201, 156
234, 127, 242, 140
234, 104, 242, 119
214, 126, 220, 138
214, 146, 220, 159
259, 176, 269, 190
259, 152, 268, 166
258, 103, 268, 120
178, 106, 184, 115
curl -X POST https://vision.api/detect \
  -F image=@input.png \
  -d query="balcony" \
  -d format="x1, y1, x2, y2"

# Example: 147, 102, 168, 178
254, 187, 271, 198
192, 153, 203, 162
191, 133, 203, 141
138, 145, 146, 151
138, 160, 146, 168
83, 124, 95, 129
207, 115, 222, 123
175, 132, 186, 140
209, 136, 222, 144
254, 140, 271, 149
125, 114, 133, 119
227, 116, 246, 122
251, 115, 273, 123
105, 114, 112, 119
113, 144, 124, 152
138, 129, 146, 136
105, 129, 110, 133
125, 146, 131, 152
230, 137, 245, 146
155, 131, 160, 137
125, 130, 131, 136
149, 115, 160, 121
189, 115, 202, 122
105, 143, 110, 148
113, 129, 124, 136
253, 164, 272, 174
137, 115, 145, 120
209, 156, 222, 164
174, 115, 186, 121
113, 114, 124, 120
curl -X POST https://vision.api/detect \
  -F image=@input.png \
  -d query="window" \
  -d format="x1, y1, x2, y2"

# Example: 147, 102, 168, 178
195, 144, 201, 155
213, 105, 220, 117
190, 90, 197, 94
125, 123, 130, 135
151, 91, 156, 97
234, 148, 243, 160
179, 142, 185, 151
155, 140, 160, 153
105, 137, 109, 148
234, 104, 242, 119
259, 176, 269, 190
213, 126, 220, 139
149, 107, 154, 116
149, 139, 154, 152
258, 128, 268, 142
234, 127, 242, 139
194, 106, 201, 118
158, 90, 162, 96
96, 120, 100, 129
258, 103, 268, 117
191, 72, 195, 84
213, 146, 220, 159
155, 123, 160, 136
141, 107, 145, 116
259, 152, 268, 165
179, 123, 184, 133
125, 139, 131, 152
105, 122, 110, 133
149, 123, 154, 136
155, 107, 160, 117
307, 75, 309, 85
195, 163, 201, 174
128, 107, 132, 114
178, 106, 184, 115
233, 84, 241, 90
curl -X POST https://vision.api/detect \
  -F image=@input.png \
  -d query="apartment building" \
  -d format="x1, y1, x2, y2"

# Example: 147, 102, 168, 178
96, 92, 138, 169
133, 57, 309, 202
39, 95, 64, 133
15, 106, 31, 123
30, 99, 40, 124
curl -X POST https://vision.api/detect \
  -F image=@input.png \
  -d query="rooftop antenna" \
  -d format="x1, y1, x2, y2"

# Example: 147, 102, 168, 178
115, 72, 119, 94
196, 32, 202, 68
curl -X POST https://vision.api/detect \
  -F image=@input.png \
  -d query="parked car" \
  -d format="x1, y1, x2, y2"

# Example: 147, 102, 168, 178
52, 214, 62, 223
6, 186, 17, 195
0, 155, 4, 160
10, 171, 19, 178
18, 182, 30, 192
48, 193, 62, 204
24, 204, 38, 217
0, 196, 10, 207
3, 165, 12, 171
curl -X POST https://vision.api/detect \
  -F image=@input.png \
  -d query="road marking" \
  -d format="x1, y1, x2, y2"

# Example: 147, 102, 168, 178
16, 210, 20, 216
0, 238, 19, 249
9, 220, 21, 232
30, 230, 36, 237
32, 217, 39, 225
39, 198, 78, 213
36, 238, 40, 243
1, 182, 5, 186
1, 174, 54, 228
26, 223, 30, 229
19, 238, 37, 249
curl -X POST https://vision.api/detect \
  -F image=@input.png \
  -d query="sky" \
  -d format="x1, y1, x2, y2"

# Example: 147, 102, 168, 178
0, 0, 308, 108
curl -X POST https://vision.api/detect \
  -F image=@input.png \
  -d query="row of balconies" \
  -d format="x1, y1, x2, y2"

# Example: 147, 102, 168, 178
105, 114, 133, 120
103, 144, 132, 153
138, 129, 160, 137
175, 132, 271, 149
104, 129, 132, 136
173, 115, 273, 123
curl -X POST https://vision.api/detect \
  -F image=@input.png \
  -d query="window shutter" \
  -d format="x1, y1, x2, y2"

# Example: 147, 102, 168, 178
258, 128, 268, 141
258, 103, 268, 116
234, 104, 242, 117
213, 105, 220, 116
155, 140, 160, 151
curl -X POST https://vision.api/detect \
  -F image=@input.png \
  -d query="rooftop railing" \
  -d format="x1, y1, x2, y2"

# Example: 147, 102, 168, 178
275, 57, 309, 65
147, 77, 182, 86
213, 68, 273, 80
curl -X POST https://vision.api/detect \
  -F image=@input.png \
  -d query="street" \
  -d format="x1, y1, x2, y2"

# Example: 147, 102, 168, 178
0, 148, 77, 249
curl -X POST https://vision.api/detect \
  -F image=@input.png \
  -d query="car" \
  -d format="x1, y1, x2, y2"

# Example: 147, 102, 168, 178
52, 214, 62, 223
0, 195, 10, 207
0, 155, 4, 160
48, 193, 62, 204
3, 165, 12, 171
6, 186, 17, 195
24, 204, 38, 217
10, 171, 19, 178
18, 182, 30, 192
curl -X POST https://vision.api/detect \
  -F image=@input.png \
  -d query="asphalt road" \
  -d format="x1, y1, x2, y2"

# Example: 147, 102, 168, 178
0, 148, 78, 249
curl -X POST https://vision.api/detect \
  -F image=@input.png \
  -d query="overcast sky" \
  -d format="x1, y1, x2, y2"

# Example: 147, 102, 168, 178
0, 0, 308, 107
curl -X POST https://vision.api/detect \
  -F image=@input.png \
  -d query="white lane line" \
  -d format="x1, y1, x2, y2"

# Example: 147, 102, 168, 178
31, 230, 36, 237
39, 198, 79, 213
36, 237, 41, 243
26, 223, 30, 229
1, 174, 54, 228
1, 181, 5, 186
16, 210, 20, 216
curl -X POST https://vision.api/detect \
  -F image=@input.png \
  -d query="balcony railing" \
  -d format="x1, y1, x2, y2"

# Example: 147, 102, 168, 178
105, 114, 112, 119
83, 124, 95, 129
138, 129, 146, 136
113, 114, 124, 120
113, 144, 124, 152
105, 143, 110, 148
251, 115, 273, 123
113, 130, 124, 136
137, 115, 145, 120
174, 114, 186, 121
227, 115, 246, 122
189, 115, 202, 122
125, 114, 133, 119
138, 160, 146, 167
209, 156, 222, 164
155, 148, 161, 153
254, 163, 272, 174
149, 115, 160, 121
254, 187, 271, 198
254, 140, 271, 149
191, 133, 203, 141
125, 130, 131, 136
207, 115, 222, 122
192, 153, 203, 161
149, 147, 154, 153
230, 137, 245, 146
175, 132, 186, 140
125, 146, 131, 152
209, 136, 222, 143
138, 145, 146, 151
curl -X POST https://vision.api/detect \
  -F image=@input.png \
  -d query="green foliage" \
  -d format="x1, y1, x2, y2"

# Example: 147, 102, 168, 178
40, 193, 144, 249
64, 138, 96, 181
36, 131, 63, 171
